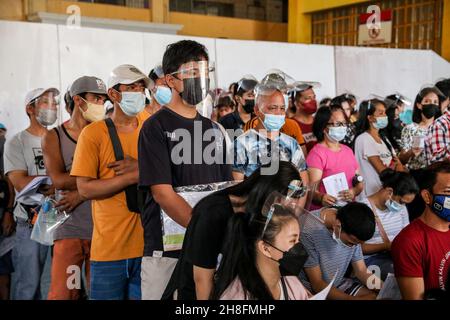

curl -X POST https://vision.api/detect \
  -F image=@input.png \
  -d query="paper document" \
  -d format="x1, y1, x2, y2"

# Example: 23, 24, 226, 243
377, 273, 402, 300
309, 270, 338, 300
161, 190, 215, 251
322, 172, 349, 207
15, 176, 52, 202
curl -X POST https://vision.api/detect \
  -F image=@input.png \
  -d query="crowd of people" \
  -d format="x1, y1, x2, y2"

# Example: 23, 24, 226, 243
0, 39, 449, 301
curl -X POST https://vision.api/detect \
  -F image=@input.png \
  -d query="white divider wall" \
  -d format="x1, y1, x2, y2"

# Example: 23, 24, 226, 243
335, 46, 450, 109
215, 39, 336, 101
0, 21, 61, 136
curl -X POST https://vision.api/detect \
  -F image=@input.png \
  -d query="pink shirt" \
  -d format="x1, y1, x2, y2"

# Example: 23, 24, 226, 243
306, 143, 359, 209
220, 276, 310, 300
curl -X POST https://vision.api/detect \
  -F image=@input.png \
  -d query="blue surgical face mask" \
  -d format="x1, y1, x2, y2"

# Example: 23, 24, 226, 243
118, 91, 145, 116
154, 86, 172, 106
263, 114, 285, 132
430, 194, 450, 222
327, 126, 347, 142
373, 116, 388, 130
385, 198, 404, 213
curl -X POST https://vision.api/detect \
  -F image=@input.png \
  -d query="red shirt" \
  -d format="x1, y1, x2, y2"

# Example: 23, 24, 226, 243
292, 119, 317, 152
391, 218, 450, 292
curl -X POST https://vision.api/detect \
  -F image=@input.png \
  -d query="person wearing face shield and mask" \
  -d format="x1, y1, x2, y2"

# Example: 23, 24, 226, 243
71, 64, 152, 300
232, 82, 309, 187
244, 72, 308, 157
292, 83, 319, 152
299, 202, 382, 300
391, 161, 450, 300
138, 40, 233, 300
213, 196, 311, 300
41, 76, 108, 300
3, 87, 59, 299
219, 75, 257, 133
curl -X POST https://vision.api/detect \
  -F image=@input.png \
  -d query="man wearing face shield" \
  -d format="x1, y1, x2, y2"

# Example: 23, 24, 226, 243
233, 80, 309, 187
138, 40, 233, 300
219, 75, 257, 133
41, 76, 107, 299
4, 87, 59, 299
292, 83, 319, 152
71, 64, 152, 300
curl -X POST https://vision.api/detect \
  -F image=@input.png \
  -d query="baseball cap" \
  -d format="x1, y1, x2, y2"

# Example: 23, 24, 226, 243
0, 123, 6, 131
69, 76, 107, 97
108, 64, 154, 90
24, 87, 60, 106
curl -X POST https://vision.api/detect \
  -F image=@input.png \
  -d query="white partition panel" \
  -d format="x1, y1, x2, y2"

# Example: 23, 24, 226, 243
335, 46, 434, 108
58, 25, 146, 122
0, 21, 60, 137
143, 33, 216, 75
215, 39, 336, 101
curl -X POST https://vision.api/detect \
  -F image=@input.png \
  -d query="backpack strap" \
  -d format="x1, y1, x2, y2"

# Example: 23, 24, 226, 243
105, 118, 124, 161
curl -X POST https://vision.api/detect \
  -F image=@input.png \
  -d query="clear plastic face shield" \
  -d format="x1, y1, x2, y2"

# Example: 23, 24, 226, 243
236, 74, 259, 94
169, 60, 216, 112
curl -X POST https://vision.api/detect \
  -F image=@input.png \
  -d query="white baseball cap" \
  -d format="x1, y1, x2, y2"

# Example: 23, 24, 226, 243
108, 64, 154, 90
25, 87, 60, 106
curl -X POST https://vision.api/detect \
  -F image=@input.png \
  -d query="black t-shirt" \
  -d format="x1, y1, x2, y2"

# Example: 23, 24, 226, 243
138, 107, 233, 258
219, 111, 245, 131
164, 192, 233, 300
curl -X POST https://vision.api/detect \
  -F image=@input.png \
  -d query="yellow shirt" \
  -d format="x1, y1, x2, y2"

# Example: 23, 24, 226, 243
71, 119, 144, 261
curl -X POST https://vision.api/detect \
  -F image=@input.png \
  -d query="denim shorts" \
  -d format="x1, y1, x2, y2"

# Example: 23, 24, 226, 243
90, 257, 142, 300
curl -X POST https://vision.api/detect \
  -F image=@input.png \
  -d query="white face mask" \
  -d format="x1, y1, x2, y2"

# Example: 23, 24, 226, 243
80, 98, 105, 123
332, 225, 353, 248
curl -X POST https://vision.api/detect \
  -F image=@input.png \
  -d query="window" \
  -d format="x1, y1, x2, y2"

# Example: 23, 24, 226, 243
78, 0, 150, 8
312, 0, 443, 54
169, 0, 287, 22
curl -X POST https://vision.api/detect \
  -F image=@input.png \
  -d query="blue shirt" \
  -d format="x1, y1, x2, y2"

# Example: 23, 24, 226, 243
299, 210, 364, 292
233, 129, 306, 177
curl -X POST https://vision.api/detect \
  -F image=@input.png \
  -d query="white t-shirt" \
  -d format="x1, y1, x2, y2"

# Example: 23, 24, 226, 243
359, 197, 409, 257
354, 132, 393, 198
4, 130, 46, 220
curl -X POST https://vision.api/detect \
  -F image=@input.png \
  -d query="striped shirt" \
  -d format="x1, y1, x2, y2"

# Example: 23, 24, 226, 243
233, 129, 307, 177
425, 109, 450, 165
358, 198, 409, 257
299, 210, 363, 292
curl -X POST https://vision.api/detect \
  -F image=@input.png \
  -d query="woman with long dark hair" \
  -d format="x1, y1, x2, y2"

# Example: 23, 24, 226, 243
163, 161, 303, 300
213, 202, 310, 300
354, 99, 405, 199
398, 87, 443, 170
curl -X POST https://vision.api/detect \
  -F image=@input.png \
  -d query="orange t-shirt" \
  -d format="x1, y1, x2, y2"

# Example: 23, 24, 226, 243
71, 119, 144, 261
244, 117, 306, 146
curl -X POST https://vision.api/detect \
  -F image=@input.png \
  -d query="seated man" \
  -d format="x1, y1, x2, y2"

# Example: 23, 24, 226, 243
391, 160, 450, 300
300, 202, 382, 300
233, 79, 308, 185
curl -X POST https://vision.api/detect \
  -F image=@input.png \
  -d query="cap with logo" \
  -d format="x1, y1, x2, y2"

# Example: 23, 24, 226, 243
108, 64, 154, 90
24, 87, 60, 106
69, 76, 107, 97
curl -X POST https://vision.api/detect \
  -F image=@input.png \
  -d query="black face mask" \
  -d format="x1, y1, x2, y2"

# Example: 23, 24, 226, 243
243, 99, 255, 114
179, 77, 209, 106
422, 104, 440, 119
267, 242, 309, 276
